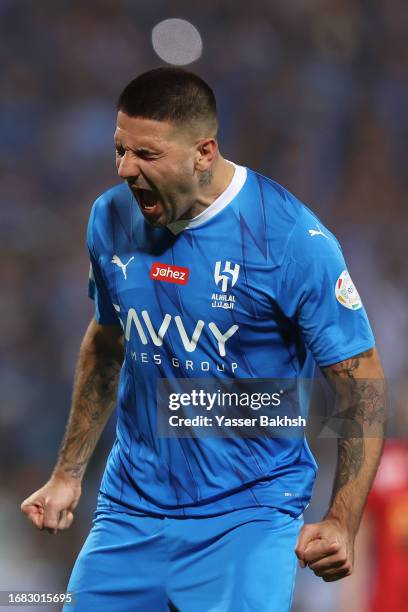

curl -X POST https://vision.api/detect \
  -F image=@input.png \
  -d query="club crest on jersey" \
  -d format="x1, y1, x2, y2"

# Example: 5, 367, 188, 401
214, 261, 240, 292
335, 270, 362, 310
212, 260, 240, 310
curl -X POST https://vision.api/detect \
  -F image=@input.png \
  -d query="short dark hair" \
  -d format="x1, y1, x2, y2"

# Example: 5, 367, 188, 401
117, 67, 217, 133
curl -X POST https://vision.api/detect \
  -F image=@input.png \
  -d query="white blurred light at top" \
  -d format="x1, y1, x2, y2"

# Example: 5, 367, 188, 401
152, 19, 203, 66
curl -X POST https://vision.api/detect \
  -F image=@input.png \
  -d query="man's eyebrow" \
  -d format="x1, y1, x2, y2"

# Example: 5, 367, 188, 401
114, 141, 158, 154
135, 147, 158, 155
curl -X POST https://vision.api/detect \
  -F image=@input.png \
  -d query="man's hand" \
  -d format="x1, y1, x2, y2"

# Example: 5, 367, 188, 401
21, 476, 81, 535
295, 518, 354, 582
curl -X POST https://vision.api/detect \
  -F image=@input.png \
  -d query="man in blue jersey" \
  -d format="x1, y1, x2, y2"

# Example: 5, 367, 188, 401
21, 68, 385, 611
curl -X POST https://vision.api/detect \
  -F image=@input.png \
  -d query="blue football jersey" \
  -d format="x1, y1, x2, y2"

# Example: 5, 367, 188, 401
87, 163, 375, 517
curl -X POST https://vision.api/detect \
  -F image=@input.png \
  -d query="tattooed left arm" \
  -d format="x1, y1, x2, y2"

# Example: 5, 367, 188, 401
295, 348, 386, 581
323, 348, 385, 535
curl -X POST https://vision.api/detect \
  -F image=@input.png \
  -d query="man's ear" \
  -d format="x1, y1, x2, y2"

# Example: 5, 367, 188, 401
195, 138, 218, 171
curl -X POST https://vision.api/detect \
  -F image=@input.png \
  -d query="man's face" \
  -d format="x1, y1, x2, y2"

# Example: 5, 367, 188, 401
114, 111, 198, 227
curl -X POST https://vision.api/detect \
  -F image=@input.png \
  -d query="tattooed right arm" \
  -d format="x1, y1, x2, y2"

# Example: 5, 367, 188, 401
20, 318, 123, 533
52, 318, 124, 482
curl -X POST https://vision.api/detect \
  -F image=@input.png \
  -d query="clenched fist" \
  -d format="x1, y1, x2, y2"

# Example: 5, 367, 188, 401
21, 476, 81, 535
295, 518, 355, 582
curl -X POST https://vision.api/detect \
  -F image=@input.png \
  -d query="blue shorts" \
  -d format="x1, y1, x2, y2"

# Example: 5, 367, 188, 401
65, 495, 302, 611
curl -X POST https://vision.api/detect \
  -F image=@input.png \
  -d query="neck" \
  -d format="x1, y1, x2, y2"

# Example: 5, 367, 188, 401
182, 155, 235, 220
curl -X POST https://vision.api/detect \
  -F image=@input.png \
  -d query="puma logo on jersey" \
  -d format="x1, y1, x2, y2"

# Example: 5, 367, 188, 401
308, 225, 329, 239
112, 255, 135, 280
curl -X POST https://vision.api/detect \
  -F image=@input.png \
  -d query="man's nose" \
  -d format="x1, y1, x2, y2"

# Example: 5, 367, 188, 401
117, 151, 140, 180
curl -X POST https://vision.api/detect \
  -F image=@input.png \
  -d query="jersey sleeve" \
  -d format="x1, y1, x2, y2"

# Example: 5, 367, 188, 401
87, 203, 121, 327
281, 217, 375, 367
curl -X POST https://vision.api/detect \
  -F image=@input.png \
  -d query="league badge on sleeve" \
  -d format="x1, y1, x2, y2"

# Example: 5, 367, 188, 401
335, 270, 362, 310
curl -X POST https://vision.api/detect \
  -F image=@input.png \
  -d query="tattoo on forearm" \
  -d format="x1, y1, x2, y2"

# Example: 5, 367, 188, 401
323, 349, 386, 495
58, 357, 120, 479
335, 438, 364, 490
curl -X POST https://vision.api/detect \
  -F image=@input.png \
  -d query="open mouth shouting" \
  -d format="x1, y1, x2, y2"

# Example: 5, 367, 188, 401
132, 187, 165, 223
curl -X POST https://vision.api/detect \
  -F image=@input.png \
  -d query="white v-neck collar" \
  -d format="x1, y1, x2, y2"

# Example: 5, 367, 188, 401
167, 162, 247, 235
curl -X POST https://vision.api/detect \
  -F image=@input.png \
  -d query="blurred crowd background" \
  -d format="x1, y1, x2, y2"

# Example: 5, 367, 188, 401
1, 0, 407, 610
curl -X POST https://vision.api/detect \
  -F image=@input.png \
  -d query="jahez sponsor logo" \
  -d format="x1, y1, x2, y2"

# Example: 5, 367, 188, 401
150, 262, 189, 285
